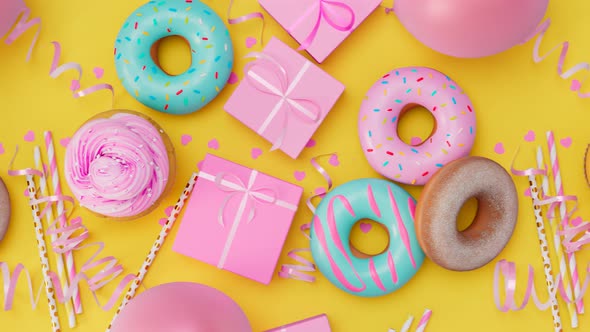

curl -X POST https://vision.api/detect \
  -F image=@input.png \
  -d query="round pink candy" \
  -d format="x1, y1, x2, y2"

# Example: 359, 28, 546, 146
110, 282, 252, 332
395, 0, 549, 58
0, 0, 25, 37
65, 112, 171, 218
358, 67, 476, 186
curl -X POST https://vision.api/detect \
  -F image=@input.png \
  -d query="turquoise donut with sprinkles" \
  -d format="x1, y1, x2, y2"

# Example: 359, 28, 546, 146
114, 0, 234, 115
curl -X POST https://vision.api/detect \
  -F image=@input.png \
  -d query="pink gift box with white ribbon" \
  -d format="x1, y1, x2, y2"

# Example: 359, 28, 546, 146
224, 37, 344, 159
258, 0, 382, 63
264, 314, 331, 332
172, 153, 303, 285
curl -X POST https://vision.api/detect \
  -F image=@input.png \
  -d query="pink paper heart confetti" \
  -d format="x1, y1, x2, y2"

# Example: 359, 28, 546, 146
208, 138, 219, 150
410, 137, 422, 146
181, 134, 192, 146
245, 37, 257, 48
494, 142, 505, 155
571, 79, 582, 91
560, 137, 572, 148
524, 130, 535, 142
294, 171, 306, 181
70, 79, 80, 91
251, 148, 262, 159
0, 143, 4, 155
59, 137, 71, 147
227, 72, 239, 84
329, 154, 340, 166
158, 205, 174, 226
24, 130, 35, 142
524, 188, 531, 197
24, 188, 29, 197
359, 222, 373, 233
93, 67, 104, 79
305, 139, 316, 148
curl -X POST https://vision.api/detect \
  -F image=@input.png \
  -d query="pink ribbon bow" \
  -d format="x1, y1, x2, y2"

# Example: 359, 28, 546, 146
288, 0, 356, 51
245, 52, 322, 151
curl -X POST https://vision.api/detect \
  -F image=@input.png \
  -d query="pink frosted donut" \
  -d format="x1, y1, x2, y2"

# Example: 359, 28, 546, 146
358, 67, 476, 185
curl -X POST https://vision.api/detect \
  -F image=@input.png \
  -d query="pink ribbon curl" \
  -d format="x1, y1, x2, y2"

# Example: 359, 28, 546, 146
288, 0, 356, 51
245, 52, 322, 151
227, 0, 265, 45
526, 18, 590, 98
3, 5, 41, 62
6, 148, 137, 311
494, 259, 590, 312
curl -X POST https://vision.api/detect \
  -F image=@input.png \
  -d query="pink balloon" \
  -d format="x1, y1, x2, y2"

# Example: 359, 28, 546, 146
110, 282, 252, 332
395, 0, 549, 58
0, 0, 25, 37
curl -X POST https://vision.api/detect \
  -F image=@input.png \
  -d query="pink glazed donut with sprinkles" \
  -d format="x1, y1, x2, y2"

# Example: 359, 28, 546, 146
358, 67, 476, 185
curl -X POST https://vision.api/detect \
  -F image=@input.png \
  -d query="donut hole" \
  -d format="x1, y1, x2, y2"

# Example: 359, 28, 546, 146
396, 104, 436, 146
151, 35, 192, 76
456, 197, 479, 232
349, 219, 390, 258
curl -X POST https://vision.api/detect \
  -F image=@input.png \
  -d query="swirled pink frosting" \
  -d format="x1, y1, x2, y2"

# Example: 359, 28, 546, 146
65, 112, 170, 218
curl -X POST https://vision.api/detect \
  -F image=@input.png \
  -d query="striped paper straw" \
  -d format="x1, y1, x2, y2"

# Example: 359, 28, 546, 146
44, 131, 82, 314
399, 315, 413, 332
537, 147, 577, 328
26, 175, 61, 332
106, 172, 199, 332
528, 173, 563, 332
547, 131, 583, 314
415, 309, 432, 332
34, 146, 77, 328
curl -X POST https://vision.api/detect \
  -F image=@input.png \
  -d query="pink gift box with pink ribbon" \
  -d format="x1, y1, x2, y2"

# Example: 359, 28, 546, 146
224, 37, 345, 159
264, 314, 331, 332
172, 153, 303, 285
258, 0, 382, 63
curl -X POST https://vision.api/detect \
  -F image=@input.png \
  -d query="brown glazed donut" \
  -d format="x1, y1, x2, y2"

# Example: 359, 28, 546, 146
415, 156, 518, 271
0, 177, 10, 242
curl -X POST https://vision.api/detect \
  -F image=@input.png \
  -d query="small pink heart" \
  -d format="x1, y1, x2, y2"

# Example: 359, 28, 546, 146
245, 37, 257, 48
494, 142, 505, 155
208, 138, 219, 150
93, 67, 104, 79
305, 139, 316, 148
524, 188, 531, 197
560, 137, 572, 148
196, 160, 204, 170
329, 154, 340, 166
314, 187, 326, 195
0, 143, 4, 155
70, 79, 80, 91
294, 171, 306, 181
251, 148, 262, 159
158, 205, 174, 225
410, 137, 422, 145
59, 137, 70, 147
572, 217, 584, 227
524, 130, 535, 142
24, 130, 35, 142
359, 222, 372, 233
181, 134, 192, 146
571, 79, 582, 91
227, 72, 239, 84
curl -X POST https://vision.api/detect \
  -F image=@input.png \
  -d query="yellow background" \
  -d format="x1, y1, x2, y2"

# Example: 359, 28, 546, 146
1, 0, 590, 331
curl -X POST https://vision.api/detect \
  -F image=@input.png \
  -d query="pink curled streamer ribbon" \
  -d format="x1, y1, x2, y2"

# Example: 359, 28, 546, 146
227, 0, 265, 44
2, 3, 114, 104
5, 149, 137, 311
288, 0, 356, 51
244, 52, 322, 151
278, 153, 336, 282
494, 259, 590, 311
510, 149, 589, 253
527, 19, 590, 98
0, 263, 43, 310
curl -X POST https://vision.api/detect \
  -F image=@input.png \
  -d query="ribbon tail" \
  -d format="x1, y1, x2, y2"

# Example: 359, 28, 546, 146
297, 12, 322, 51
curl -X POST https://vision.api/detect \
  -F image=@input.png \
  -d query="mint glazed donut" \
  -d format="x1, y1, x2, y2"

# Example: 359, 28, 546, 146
115, 0, 234, 115
310, 179, 425, 297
